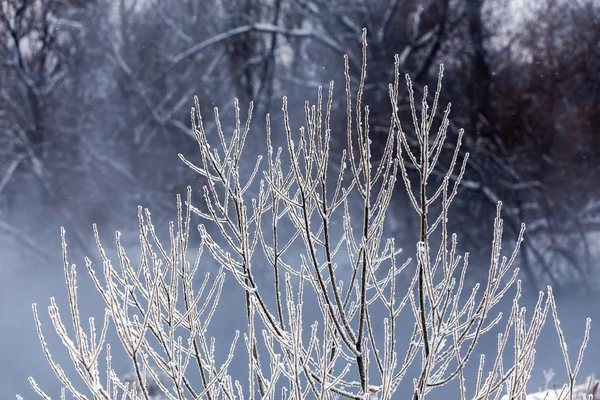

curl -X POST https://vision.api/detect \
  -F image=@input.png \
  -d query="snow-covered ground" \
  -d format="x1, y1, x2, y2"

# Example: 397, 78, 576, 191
501, 375, 599, 400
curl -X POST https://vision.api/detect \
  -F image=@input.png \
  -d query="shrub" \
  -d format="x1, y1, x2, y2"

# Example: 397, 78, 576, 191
20, 30, 591, 400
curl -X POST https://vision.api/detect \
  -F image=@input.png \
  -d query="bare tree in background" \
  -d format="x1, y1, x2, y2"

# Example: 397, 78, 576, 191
466, 0, 600, 292
0, 0, 93, 257
21, 31, 592, 400
0, 0, 599, 319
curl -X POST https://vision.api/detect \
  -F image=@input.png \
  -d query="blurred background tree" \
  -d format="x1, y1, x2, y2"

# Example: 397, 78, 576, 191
0, 0, 598, 293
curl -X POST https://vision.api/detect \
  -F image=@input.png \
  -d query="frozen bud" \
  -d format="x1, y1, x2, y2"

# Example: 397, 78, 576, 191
364, 385, 381, 400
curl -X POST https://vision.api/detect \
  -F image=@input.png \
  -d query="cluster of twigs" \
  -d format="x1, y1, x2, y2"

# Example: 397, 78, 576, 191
22, 30, 591, 400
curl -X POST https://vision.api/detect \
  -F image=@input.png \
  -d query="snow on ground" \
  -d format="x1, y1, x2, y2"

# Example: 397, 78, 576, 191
501, 375, 599, 399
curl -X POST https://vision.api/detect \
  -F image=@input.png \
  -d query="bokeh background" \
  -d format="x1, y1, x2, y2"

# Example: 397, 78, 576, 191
0, 0, 599, 397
